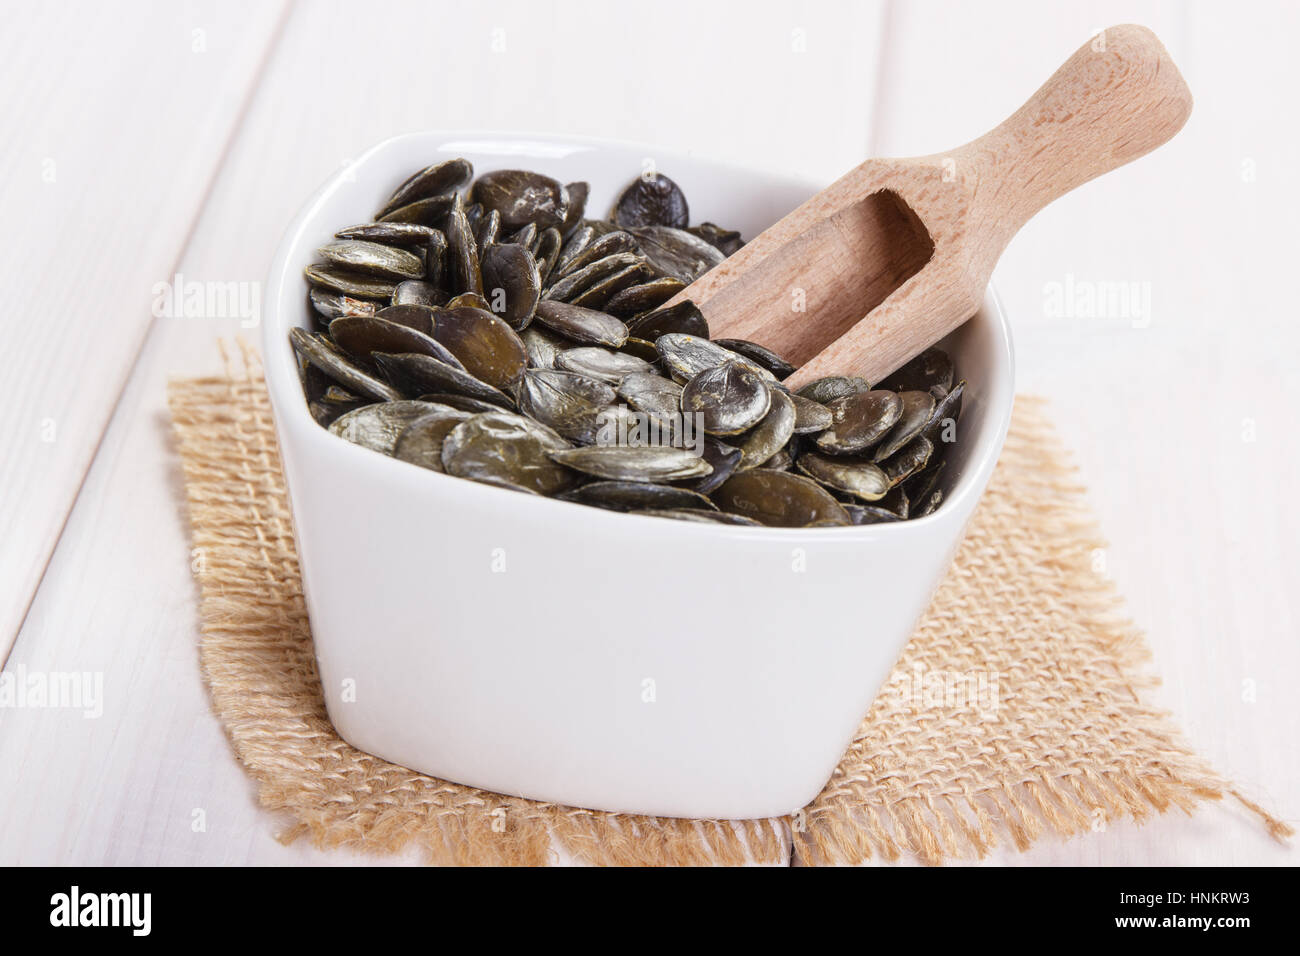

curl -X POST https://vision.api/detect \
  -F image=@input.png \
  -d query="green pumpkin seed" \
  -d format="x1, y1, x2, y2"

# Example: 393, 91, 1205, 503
428, 306, 528, 390
548, 445, 713, 483
872, 390, 936, 461
876, 347, 954, 393
605, 277, 687, 318
391, 279, 444, 309
712, 470, 851, 528
796, 451, 891, 502
371, 351, 513, 407
534, 299, 629, 347
377, 194, 455, 227
612, 173, 689, 229
814, 390, 903, 456
329, 400, 442, 454
393, 407, 473, 472
795, 375, 873, 405
554, 347, 653, 385
559, 481, 718, 513
329, 315, 464, 370
471, 169, 569, 231
713, 338, 796, 379
736, 389, 796, 470
290, 328, 402, 402
479, 243, 541, 330
442, 410, 575, 496
446, 195, 483, 297
317, 240, 425, 280
304, 264, 398, 299
377, 158, 473, 218
680, 361, 771, 436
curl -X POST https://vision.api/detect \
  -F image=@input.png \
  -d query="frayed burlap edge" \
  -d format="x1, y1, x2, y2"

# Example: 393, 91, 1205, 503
167, 340, 1290, 866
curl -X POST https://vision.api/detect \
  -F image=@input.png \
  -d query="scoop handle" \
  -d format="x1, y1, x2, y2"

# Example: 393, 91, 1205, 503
950, 24, 1192, 258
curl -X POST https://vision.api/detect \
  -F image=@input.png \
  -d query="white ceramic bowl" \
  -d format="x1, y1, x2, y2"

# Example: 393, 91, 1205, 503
263, 131, 1015, 819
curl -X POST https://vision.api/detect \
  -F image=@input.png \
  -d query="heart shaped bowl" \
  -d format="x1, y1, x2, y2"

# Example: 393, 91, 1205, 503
262, 131, 1015, 819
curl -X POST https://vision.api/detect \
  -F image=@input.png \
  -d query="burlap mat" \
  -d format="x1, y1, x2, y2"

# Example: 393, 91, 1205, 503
167, 341, 1289, 865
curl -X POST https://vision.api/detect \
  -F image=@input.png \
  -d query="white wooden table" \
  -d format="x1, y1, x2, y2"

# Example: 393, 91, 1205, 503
1, 0, 1295, 866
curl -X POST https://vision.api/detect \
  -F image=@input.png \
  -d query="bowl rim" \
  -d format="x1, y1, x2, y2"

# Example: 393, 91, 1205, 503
262, 129, 1016, 539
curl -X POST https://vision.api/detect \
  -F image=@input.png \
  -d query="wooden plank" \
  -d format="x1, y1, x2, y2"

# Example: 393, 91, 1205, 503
867, 0, 1298, 862
0, 0, 291, 661
0, 0, 889, 864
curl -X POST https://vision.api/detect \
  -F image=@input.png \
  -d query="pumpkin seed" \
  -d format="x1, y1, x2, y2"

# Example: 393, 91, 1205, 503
445, 194, 483, 297
605, 277, 686, 318
304, 264, 397, 299
879, 436, 934, 486
626, 300, 709, 340
713, 338, 796, 379
876, 347, 953, 393
796, 451, 891, 502
534, 299, 629, 347
554, 347, 653, 384
377, 194, 455, 226
520, 325, 566, 369
612, 172, 689, 229
373, 304, 434, 335
543, 251, 645, 304
814, 390, 903, 456
329, 400, 441, 454
479, 242, 541, 330
559, 481, 717, 513
428, 306, 528, 390
872, 390, 936, 461
329, 315, 464, 370
392, 407, 473, 472
371, 351, 513, 408
655, 333, 772, 384
310, 288, 379, 321
336, 221, 435, 245
391, 279, 444, 309
790, 393, 833, 434
290, 328, 403, 402
377, 158, 473, 217
471, 169, 568, 231
549, 445, 713, 483
681, 361, 771, 436
735, 389, 796, 470
442, 411, 575, 496
516, 368, 617, 443
317, 240, 425, 280
560, 182, 588, 236
553, 230, 640, 280
712, 470, 851, 528
628, 225, 724, 283
616, 372, 683, 422
796, 375, 872, 405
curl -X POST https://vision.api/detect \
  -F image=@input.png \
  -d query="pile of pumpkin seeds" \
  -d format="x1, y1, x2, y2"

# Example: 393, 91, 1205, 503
292, 158, 964, 527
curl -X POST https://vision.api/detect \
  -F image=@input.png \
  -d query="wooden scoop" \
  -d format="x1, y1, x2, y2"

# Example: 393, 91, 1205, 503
671, 24, 1192, 391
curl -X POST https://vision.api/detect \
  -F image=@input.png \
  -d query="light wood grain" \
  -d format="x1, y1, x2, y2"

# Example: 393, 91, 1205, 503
0, 0, 290, 662
0, 0, 890, 865
867, 0, 1298, 864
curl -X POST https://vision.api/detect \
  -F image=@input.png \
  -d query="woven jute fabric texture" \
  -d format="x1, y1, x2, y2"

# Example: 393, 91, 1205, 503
167, 342, 1289, 866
